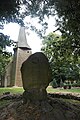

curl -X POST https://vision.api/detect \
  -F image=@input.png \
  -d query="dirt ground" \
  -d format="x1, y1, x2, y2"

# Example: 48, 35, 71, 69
0, 93, 80, 120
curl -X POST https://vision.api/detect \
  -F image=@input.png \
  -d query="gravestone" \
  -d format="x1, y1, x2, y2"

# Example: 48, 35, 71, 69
21, 52, 52, 101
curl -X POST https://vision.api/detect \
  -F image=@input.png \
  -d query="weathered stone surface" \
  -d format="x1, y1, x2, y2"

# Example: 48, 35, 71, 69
21, 52, 52, 101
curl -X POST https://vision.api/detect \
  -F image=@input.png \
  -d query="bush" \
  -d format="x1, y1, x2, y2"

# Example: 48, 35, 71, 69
72, 81, 80, 87
63, 82, 72, 89
49, 81, 53, 86
52, 79, 58, 88
60, 79, 64, 88
72, 83, 77, 87
77, 80, 80, 87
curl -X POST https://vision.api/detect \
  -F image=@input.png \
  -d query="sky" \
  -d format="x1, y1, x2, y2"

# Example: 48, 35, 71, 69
2, 23, 42, 53
1, 16, 60, 53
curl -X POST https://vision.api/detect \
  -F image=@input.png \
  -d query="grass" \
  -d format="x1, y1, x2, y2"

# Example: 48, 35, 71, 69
46, 86, 80, 93
0, 87, 24, 95
0, 87, 24, 108
0, 86, 80, 108
0, 86, 80, 95
0, 86, 80, 111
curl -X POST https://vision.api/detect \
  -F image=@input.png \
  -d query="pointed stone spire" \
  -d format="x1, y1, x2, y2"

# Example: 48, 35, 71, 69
17, 27, 31, 50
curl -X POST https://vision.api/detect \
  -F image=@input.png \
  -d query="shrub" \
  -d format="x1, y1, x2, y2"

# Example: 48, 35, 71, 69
72, 83, 77, 87
52, 79, 58, 88
63, 82, 72, 89
72, 81, 80, 87
77, 80, 80, 87
49, 81, 53, 86
60, 79, 64, 88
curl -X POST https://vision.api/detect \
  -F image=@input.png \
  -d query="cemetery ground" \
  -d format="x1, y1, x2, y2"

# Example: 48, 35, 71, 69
0, 86, 80, 95
0, 86, 80, 120
0, 86, 80, 106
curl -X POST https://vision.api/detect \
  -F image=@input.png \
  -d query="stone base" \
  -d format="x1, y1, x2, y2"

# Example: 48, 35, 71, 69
23, 88, 47, 103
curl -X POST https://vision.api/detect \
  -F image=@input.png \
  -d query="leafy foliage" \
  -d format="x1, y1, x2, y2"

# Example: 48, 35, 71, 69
0, 33, 12, 49
0, 0, 24, 28
0, 51, 12, 76
51, 79, 58, 88
0, 0, 80, 32
0, 1, 21, 78
0, 0, 80, 39
41, 33, 80, 85
54, 0, 80, 57
0, 0, 80, 80
20, 0, 80, 54
0, 33, 12, 76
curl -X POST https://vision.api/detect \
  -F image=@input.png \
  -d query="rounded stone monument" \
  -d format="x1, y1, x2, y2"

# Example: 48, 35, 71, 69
21, 52, 52, 101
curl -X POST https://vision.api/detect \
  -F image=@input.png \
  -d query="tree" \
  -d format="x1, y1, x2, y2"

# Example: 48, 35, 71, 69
0, 0, 22, 77
0, 0, 80, 71
19, 0, 80, 56
0, 33, 12, 77
0, 1, 22, 79
54, 0, 80, 58
41, 33, 80, 85
0, 0, 24, 28
0, 1, 80, 39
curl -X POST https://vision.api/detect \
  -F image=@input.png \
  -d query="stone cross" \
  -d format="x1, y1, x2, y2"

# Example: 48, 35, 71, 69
21, 52, 52, 102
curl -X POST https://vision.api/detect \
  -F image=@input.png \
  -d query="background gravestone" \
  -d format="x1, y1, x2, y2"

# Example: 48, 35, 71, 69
21, 52, 52, 101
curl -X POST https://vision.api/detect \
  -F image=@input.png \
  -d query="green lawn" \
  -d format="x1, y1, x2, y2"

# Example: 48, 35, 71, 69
0, 87, 24, 95
0, 86, 80, 95
47, 86, 80, 93
0, 86, 80, 108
